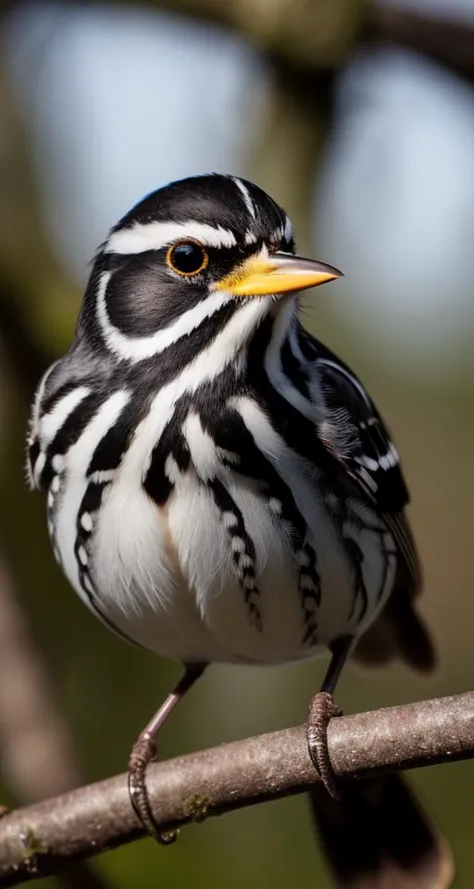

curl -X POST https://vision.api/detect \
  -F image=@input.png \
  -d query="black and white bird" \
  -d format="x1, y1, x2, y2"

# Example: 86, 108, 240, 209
28, 175, 451, 887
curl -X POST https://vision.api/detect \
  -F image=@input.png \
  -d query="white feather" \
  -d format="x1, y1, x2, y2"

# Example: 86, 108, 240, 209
233, 178, 256, 220
40, 387, 91, 444
44, 293, 396, 664
53, 390, 130, 602
264, 306, 326, 425
106, 220, 237, 254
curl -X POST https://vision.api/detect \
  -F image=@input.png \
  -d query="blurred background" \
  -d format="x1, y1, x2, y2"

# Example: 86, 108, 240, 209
0, 0, 473, 886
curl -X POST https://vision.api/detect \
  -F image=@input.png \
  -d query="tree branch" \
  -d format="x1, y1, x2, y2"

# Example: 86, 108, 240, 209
86, 0, 474, 82
250, 62, 335, 252
370, 5, 474, 85
0, 691, 472, 885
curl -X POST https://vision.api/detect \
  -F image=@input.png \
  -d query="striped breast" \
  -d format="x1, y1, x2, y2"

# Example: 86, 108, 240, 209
27, 359, 397, 666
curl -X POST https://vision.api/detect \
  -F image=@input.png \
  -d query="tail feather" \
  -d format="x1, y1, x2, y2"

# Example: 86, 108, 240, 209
353, 605, 436, 673
309, 774, 453, 888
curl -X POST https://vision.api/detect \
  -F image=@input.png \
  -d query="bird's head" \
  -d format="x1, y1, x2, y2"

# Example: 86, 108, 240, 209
79, 174, 341, 365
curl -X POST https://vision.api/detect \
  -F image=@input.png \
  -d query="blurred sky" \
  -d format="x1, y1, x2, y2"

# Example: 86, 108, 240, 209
3, 0, 474, 364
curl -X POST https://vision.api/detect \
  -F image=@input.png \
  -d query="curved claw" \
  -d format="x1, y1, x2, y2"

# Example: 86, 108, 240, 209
128, 733, 178, 845
307, 691, 342, 801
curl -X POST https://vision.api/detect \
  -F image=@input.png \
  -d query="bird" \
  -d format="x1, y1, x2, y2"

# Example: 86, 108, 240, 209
27, 173, 452, 887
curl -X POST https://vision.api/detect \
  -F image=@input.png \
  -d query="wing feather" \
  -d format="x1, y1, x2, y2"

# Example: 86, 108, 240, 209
300, 332, 434, 671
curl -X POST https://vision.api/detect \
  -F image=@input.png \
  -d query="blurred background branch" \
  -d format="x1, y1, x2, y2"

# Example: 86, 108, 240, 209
74, 0, 474, 250
0, 555, 79, 803
371, 5, 474, 84
89, 0, 474, 81
0, 555, 110, 889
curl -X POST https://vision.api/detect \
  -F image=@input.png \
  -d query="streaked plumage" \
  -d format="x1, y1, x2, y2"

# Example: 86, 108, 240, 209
27, 174, 451, 887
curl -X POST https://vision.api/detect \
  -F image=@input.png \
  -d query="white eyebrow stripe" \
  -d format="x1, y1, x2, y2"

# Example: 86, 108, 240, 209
106, 220, 237, 254
233, 177, 256, 220
96, 271, 234, 362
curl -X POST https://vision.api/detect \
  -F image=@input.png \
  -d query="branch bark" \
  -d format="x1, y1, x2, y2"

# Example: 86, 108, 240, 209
0, 691, 472, 886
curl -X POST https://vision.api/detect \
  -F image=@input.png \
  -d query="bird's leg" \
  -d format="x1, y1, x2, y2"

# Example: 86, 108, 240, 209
307, 636, 354, 800
128, 663, 207, 844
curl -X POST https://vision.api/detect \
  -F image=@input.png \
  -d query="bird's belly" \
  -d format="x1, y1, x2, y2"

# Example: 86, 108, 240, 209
52, 463, 396, 666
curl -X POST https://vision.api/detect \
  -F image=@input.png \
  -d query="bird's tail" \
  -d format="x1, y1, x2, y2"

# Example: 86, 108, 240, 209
309, 773, 453, 888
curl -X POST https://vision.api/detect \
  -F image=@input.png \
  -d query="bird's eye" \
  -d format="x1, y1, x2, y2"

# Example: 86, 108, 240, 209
166, 241, 208, 277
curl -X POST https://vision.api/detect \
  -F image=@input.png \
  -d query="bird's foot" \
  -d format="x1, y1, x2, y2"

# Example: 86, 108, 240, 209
307, 691, 342, 800
128, 732, 178, 845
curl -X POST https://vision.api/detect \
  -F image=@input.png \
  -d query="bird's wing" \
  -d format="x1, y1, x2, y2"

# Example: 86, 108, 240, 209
313, 343, 409, 514
304, 335, 434, 670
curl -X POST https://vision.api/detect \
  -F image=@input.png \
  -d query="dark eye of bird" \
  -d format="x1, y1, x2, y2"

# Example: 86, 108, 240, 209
167, 241, 208, 277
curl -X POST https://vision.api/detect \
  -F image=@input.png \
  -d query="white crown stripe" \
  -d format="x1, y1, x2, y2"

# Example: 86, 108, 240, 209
233, 178, 256, 220
106, 221, 237, 254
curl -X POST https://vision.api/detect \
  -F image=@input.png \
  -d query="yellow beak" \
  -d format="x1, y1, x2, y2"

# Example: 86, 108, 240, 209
215, 251, 342, 297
